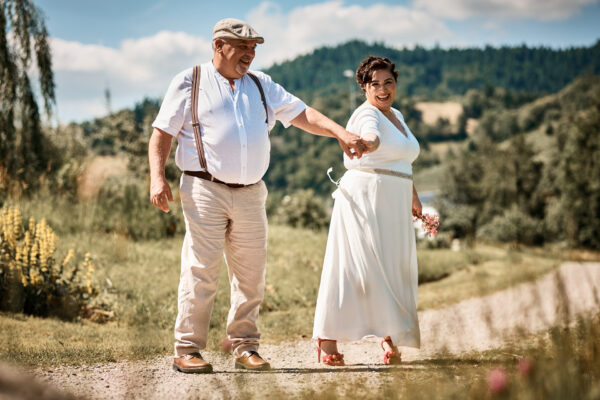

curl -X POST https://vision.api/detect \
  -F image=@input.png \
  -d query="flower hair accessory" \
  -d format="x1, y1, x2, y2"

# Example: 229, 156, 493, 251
414, 213, 439, 237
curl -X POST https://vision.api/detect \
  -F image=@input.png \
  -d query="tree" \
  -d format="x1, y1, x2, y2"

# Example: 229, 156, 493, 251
557, 94, 600, 249
0, 0, 55, 191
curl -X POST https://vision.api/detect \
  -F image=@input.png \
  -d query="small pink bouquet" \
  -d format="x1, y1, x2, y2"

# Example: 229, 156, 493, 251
414, 213, 439, 237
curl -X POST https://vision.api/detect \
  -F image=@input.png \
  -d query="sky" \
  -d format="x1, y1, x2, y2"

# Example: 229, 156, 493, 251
32, 0, 600, 123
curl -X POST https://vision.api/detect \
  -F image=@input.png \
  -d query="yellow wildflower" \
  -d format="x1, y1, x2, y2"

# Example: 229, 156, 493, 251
62, 249, 74, 268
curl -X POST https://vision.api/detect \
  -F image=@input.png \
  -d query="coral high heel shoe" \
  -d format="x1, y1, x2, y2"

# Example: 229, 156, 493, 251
381, 337, 402, 365
316, 338, 345, 366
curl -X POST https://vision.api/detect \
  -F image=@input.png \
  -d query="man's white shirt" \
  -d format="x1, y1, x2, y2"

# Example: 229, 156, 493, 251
152, 61, 306, 184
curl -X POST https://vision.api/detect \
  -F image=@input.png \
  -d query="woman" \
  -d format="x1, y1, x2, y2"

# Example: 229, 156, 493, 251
313, 56, 422, 366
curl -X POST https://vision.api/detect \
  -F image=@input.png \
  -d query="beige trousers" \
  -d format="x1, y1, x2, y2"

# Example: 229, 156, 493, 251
174, 174, 268, 357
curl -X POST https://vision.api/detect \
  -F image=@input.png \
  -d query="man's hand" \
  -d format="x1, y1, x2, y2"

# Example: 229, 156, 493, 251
337, 130, 365, 159
289, 107, 364, 158
359, 133, 380, 154
148, 128, 174, 212
150, 176, 173, 213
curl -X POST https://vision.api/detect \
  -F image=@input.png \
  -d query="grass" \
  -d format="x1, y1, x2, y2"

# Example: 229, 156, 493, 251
1, 199, 597, 399
0, 218, 567, 367
3, 311, 598, 399
0, 314, 169, 366
413, 163, 445, 192
0, 196, 581, 367
417, 247, 483, 284
286, 313, 600, 399
418, 245, 560, 310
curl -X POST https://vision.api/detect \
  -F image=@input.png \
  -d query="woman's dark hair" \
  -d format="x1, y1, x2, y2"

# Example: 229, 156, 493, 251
355, 56, 398, 91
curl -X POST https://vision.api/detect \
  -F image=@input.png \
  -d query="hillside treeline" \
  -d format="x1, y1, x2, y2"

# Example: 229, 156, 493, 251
53, 76, 600, 249
266, 39, 600, 98
2, 40, 599, 249
438, 76, 600, 249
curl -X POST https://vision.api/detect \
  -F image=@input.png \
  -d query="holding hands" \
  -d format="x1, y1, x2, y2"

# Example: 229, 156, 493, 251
338, 131, 380, 159
337, 130, 365, 159
359, 133, 380, 153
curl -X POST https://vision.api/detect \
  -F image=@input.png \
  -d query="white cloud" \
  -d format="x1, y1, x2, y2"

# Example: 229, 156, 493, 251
414, 0, 597, 21
50, 2, 453, 122
50, 31, 212, 122
247, 1, 452, 65
52, 31, 212, 84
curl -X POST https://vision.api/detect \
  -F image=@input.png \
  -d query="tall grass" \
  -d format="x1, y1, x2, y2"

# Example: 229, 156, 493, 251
285, 310, 600, 399
0, 195, 570, 366
8, 183, 184, 240
1, 195, 597, 399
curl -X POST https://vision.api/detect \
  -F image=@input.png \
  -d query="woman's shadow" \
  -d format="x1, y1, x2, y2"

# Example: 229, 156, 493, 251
221, 358, 488, 374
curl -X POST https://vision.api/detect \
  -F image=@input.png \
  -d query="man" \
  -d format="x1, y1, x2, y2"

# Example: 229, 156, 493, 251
149, 18, 364, 373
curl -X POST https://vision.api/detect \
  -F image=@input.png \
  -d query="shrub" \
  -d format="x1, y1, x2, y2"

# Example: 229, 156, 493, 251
419, 231, 452, 249
417, 247, 473, 284
556, 96, 600, 250
0, 206, 99, 320
93, 175, 183, 240
272, 189, 329, 230
436, 202, 478, 241
478, 205, 543, 246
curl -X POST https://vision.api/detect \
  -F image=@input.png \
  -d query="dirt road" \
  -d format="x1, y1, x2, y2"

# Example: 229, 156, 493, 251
14, 262, 600, 399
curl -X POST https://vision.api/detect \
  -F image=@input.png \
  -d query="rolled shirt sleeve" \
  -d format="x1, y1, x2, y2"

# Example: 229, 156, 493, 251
355, 107, 380, 139
251, 71, 306, 129
152, 68, 192, 137
150, 64, 307, 182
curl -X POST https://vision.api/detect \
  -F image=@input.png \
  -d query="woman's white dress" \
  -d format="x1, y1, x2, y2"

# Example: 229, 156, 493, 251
312, 102, 421, 348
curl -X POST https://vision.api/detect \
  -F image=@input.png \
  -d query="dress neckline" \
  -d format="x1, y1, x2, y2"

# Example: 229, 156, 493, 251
372, 105, 409, 139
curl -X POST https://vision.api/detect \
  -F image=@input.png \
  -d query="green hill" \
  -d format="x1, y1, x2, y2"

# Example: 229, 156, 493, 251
45, 41, 600, 247
436, 74, 600, 248
264, 39, 600, 98
60, 40, 600, 199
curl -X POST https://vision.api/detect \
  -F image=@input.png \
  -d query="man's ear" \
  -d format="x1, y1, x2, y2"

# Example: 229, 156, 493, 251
214, 39, 224, 52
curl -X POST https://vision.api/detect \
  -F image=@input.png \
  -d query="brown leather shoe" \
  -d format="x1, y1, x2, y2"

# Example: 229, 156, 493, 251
173, 352, 213, 374
234, 351, 271, 371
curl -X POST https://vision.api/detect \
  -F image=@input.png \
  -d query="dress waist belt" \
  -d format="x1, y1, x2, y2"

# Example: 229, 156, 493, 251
353, 168, 412, 181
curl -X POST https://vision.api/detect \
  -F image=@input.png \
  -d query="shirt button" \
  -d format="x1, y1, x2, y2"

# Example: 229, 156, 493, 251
242, 145, 246, 148
239, 123, 243, 127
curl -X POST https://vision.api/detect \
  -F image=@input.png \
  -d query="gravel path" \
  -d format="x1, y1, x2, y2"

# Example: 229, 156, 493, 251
8, 262, 600, 399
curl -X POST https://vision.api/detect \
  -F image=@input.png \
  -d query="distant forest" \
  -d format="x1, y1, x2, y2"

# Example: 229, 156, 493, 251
265, 39, 600, 98
6, 39, 597, 247
59, 40, 600, 202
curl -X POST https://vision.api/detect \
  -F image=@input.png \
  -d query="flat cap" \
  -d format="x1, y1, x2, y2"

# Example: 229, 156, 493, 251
212, 18, 264, 44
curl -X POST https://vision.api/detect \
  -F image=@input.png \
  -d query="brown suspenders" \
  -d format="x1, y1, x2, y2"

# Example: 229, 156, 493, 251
190, 65, 268, 170
190, 66, 208, 170
247, 72, 268, 124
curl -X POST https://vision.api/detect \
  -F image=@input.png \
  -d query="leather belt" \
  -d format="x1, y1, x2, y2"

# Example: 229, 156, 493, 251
183, 171, 252, 188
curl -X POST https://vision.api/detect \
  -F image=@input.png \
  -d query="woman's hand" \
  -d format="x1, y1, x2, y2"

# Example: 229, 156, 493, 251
412, 185, 422, 218
337, 130, 365, 159
360, 133, 380, 153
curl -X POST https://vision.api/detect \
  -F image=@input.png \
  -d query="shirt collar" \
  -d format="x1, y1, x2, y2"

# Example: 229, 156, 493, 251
209, 60, 242, 86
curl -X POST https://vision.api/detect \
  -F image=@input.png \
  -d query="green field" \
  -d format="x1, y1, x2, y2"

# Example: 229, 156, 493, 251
0, 221, 567, 367
1, 195, 598, 400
